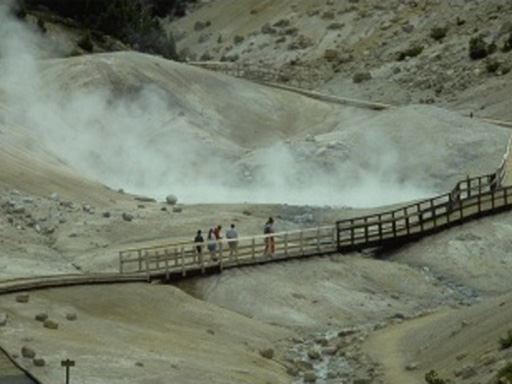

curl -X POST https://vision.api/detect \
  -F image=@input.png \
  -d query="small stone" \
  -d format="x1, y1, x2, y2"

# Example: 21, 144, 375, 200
102, 211, 111, 218
307, 350, 321, 360
66, 313, 77, 321
122, 212, 134, 222
206, 329, 215, 335
43, 319, 59, 330
456, 351, 468, 361
260, 348, 274, 359
322, 346, 338, 356
286, 365, 299, 376
35, 313, 48, 322
304, 370, 317, 382
33, 358, 45, 367
48, 192, 59, 201
21, 346, 36, 358
173, 206, 183, 213
0, 313, 7, 326
16, 294, 29, 303
135, 361, 144, 367
405, 362, 419, 371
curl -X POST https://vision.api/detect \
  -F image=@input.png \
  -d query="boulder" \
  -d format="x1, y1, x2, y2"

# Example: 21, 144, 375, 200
43, 319, 59, 330
21, 346, 36, 358
16, 294, 29, 303
35, 313, 48, 322
260, 348, 274, 359
0, 313, 7, 326
165, 195, 178, 205
33, 358, 45, 367
122, 212, 134, 222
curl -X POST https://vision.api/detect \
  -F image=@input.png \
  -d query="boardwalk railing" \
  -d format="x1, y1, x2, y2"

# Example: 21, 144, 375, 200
188, 61, 324, 90
119, 226, 337, 279
337, 142, 512, 252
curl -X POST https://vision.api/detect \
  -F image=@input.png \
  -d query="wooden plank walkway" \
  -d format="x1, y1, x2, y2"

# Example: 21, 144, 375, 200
119, 135, 512, 279
0, 349, 37, 384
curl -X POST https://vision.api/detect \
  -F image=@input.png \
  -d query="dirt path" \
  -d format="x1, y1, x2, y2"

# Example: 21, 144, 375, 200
362, 308, 454, 384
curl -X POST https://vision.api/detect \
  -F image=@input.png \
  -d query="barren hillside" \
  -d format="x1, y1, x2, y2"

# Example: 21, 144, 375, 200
1, 1, 512, 384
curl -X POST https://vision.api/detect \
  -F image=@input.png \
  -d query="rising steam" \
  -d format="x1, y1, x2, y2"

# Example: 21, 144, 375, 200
0, 5, 433, 208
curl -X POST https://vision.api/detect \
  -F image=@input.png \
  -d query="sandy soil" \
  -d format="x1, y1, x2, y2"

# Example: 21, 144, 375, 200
2, 2, 512, 383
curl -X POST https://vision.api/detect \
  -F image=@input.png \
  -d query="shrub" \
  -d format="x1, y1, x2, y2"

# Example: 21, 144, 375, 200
430, 26, 447, 41
499, 330, 512, 350
469, 35, 489, 60
37, 17, 47, 33
78, 31, 93, 52
496, 362, 512, 382
425, 370, 452, 384
486, 58, 501, 73
503, 33, 512, 53
397, 44, 424, 61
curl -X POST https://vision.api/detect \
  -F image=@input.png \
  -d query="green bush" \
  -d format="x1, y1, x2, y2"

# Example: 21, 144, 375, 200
499, 330, 512, 350
78, 31, 93, 52
496, 362, 512, 382
486, 58, 501, 73
503, 33, 512, 53
430, 26, 448, 41
469, 35, 489, 60
397, 44, 424, 61
425, 370, 452, 384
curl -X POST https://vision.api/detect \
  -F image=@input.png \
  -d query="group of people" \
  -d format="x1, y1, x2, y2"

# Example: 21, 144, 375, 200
194, 224, 239, 263
193, 217, 276, 264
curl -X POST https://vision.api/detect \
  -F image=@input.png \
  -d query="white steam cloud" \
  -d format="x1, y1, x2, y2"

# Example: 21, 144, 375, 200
0, 6, 433, 208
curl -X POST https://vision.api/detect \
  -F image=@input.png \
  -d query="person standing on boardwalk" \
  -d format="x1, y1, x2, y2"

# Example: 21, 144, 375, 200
225, 223, 239, 261
194, 230, 204, 262
263, 217, 275, 257
207, 228, 218, 263
213, 225, 222, 240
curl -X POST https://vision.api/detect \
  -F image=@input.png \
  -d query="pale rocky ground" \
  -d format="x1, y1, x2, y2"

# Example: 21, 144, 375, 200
1, 1, 512, 384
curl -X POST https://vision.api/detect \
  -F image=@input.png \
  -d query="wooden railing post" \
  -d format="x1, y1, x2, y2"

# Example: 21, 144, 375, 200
119, 252, 123, 274
164, 250, 170, 280
284, 233, 289, 256
180, 247, 186, 277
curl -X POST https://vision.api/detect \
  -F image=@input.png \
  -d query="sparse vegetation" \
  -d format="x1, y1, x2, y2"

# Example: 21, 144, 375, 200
425, 370, 452, 384
486, 58, 501, 73
499, 330, 512, 350
77, 31, 93, 52
397, 44, 424, 61
469, 35, 490, 60
430, 26, 448, 41
503, 33, 512, 53
496, 362, 512, 382
22, 0, 192, 59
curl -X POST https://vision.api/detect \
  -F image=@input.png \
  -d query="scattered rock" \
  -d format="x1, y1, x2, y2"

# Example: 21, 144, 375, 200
405, 362, 419, 371
16, 294, 29, 303
66, 313, 77, 321
135, 361, 144, 367
260, 348, 274, 359
134, 196, 156, 203
0, 313, 7, 326
48, 192, 59, 201
43, 319, 59, 330
206, 329, 215, 335
166, 195, 178, 205
456, 351, 468, 361
35, 313, 48, 322
122, 212, 134, 222
353, 71, 372, 83
173, 206, 183, 213
304, 370, 317, 382
21, 346, 36, 358
33, 358, 45, 367
307, 350, 321, 360
102, 211, 111, 218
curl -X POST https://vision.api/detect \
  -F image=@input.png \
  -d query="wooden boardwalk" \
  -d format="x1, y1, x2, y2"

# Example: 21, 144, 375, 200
118, 136, 512, 280
0, 349, 37, 384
